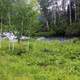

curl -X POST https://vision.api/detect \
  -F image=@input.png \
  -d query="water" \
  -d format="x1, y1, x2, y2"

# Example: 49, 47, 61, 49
36, 37, 67, 42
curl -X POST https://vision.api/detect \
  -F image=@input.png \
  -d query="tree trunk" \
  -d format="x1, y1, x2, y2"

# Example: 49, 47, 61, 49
75, 0, 77, 22
69, 0, 72, 25
0, 15, 2, 34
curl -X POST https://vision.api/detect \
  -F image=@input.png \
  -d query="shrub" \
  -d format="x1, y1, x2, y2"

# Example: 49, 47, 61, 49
65, 23, 80, 37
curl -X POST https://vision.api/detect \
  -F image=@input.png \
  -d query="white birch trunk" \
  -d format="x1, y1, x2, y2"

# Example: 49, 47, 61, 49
0, 15, 3, 48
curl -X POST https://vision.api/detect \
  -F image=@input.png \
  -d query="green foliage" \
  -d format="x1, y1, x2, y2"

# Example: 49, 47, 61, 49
65, 22, 80, 36
0, 39, 80, 80
0, 0, 12, 16
0, 0, 42, 36
32, 30, 55, 37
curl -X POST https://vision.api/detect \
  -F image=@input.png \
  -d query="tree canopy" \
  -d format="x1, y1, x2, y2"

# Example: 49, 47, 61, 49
0, 0, 41, 36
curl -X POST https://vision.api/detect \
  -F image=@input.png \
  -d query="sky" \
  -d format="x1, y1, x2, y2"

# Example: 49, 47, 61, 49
48, 0, 70, 11
25, 0, 70, 12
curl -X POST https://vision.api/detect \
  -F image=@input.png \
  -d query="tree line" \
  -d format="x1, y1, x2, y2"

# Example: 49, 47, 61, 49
0, 0, 80, 37
38, 0, 80, 37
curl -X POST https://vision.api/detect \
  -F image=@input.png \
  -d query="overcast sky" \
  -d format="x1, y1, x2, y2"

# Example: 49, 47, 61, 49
48, 0, 70, 11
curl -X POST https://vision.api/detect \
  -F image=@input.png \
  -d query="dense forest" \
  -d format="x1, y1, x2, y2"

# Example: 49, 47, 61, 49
0, 0, 80, 37
38, 0, 80, 37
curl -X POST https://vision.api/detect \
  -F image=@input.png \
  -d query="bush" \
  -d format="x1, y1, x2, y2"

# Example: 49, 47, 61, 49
65, 23, 80, 37
32, 30, 55, 37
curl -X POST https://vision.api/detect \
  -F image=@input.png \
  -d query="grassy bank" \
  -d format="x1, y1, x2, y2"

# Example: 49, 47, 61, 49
0, 39, 80, 80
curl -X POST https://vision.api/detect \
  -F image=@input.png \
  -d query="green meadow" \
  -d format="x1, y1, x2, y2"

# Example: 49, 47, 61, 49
0, 39, 80, 80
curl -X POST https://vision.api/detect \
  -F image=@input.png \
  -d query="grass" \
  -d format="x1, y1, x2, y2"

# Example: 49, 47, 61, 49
0, 39, 80, 80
